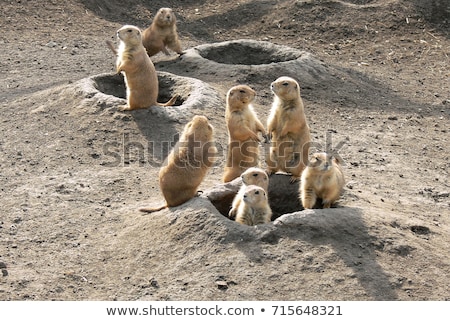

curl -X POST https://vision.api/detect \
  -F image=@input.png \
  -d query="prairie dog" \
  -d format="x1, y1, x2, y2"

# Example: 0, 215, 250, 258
142, 7, 183, 57
109, 25, 177, 110
266, 76, 311, 182
228, 167, 269, 219
140, 116, 217, 213
300, 152, 345, 209
223, 85, 266, 182
235, 185, 272, 226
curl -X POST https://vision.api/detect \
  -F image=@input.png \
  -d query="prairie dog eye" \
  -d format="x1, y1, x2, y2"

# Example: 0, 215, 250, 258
282, 82, 289, 86
255, 190, 260, 195
252, 173, 258, 177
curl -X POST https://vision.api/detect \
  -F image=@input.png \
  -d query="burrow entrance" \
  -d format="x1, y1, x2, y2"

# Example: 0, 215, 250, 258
194, 40, 305, 66
205, 173, 304, 221
91, 72, 185, 106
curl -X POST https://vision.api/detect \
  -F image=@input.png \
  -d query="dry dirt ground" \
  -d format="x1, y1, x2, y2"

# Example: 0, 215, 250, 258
0, 0, 449, 301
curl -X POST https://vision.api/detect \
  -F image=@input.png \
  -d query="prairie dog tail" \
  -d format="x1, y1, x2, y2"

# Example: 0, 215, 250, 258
139, 204, 168, 214
157, 95, 179, 107
106, 40, 118, 56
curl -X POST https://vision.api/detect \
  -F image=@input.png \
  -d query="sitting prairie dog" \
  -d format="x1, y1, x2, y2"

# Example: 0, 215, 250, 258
142, 7, 183, 57
223, 85, 267, 183
235, 185, 272, 226
107, 25, 177, 110
299, 152, 345, 209
140, 115, 217, 213
266, 76, 311, 182
228, 167, 269, 219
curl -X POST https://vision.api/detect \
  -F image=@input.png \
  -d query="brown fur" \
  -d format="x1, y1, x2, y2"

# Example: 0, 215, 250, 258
228, 167, 269, 219
140, 116, 217, 213
112, 25, 177, 111
223, 85, 266, 182
142, 8, 183, 57
235, 185, 272, 226
300, 152, 345, 209
266, 76, 311, 183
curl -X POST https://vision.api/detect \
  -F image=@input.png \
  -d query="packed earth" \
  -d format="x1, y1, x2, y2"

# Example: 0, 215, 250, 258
1, 0, 449, 301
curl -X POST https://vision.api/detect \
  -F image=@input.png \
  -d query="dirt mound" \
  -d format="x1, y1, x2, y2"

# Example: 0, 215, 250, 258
156, 40, 331, 87
195, 39, 305, 65
1, 0, 449, 302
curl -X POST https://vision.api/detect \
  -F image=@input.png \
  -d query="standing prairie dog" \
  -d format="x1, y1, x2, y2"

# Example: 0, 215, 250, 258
223, 85, 267, 183
235, 185, 272, 226
266, 76, 311, 183
140, 116, 217, 213
300, 152, 345, 209
108, 25, 177, 111
142, 7, 183, 57
228, 167, 269, 219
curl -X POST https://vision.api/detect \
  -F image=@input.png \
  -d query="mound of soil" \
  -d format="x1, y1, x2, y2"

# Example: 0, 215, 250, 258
0, 0, 449, 301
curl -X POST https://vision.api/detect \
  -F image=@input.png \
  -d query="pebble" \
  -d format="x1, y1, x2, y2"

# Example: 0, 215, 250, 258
150, 278, 159, 288
0, 262, 7, 277
216, 280, 228, 290
46, 41, 58, 48
436, 192, 449, 198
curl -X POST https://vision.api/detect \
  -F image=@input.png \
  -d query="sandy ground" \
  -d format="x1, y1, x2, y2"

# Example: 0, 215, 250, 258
0, 0, 449, 301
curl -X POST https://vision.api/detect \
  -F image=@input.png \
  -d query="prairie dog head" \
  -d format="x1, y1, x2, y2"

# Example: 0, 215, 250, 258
183, 115, 214, 141
243, 185, 268, 206
154, 7, 177, 27
308, 152, 337, 171
241, 167, 269, 189
271, 76, 301, 101
226, 85, 256, 110
117, 25, 142, 47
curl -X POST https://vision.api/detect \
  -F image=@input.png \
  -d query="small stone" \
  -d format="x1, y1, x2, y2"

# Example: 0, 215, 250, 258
436, 192, 449, 198
150, 278, 159, 288
410, 225, 430, 235
46, 41, 58, 48
216, 280, 228, 290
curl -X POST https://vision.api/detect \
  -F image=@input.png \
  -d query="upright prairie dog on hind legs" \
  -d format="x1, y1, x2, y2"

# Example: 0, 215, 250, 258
142, 7, 183, 57
266, 76, 311, 183
107, 25, 177, 111
223, 85, 267, 183
228, 167, 269, 219
235, 185, 272, 226
140, 115, 218, 213
300, 152, 345, 209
